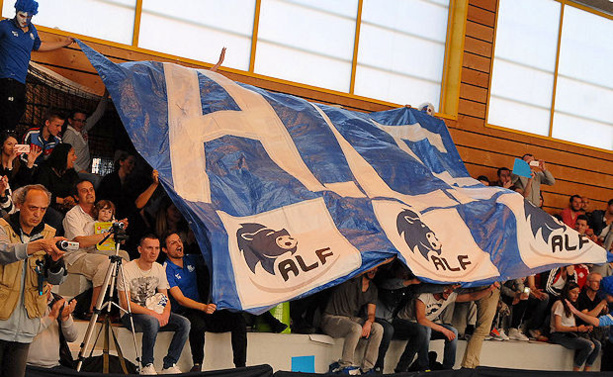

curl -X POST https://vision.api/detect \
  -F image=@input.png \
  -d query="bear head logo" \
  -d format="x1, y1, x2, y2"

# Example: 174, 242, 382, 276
396, 208, 442, 261
237, 223, 298, 275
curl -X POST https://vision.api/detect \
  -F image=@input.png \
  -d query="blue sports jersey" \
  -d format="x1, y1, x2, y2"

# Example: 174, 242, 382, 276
164, 254, 201, 312
0, 18, 41, 83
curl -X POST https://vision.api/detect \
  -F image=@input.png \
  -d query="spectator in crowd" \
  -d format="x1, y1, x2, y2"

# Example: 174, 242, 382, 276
581, 196, 592, 219
577, 273, 608, 336
117, 234, 190, 375
394, 284, 497, 372
0, 130, 40, 188
21, 108, 64, 167
549, 282, 600, 372
590, 199, 613, 251
154, 199, 189, 247
63, 179, 129, 317
496, 167, 512, 189
0, 184, 67, 377
418, 102, 435, 116
477, 175, 490, 186
35, 144, 79, 214
575, 214, 599, 244
321, 268, 383, 375
62, 91, 110, 187
546, 266, 578, 298
26, 292, 78, 369
98, 153, 160, 256
374, 262, 421, 372
163, 232, 247, 372
500, 278, 531, 341
561, 195, 584, 228
460, 284, 501, 368
0, 0, 73, 132
511, 154, 555, 206
0, 175, 17, 216
523, 274, 550, 340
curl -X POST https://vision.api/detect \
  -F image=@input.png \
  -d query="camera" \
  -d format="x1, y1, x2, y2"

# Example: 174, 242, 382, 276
56, 240, 79, 252
112, 221, 126, 231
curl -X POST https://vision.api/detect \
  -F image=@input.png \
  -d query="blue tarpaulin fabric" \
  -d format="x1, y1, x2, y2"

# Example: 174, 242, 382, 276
78, 41, 610, 313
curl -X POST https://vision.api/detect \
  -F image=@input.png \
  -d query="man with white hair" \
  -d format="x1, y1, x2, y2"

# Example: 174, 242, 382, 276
0, 184, 67, 377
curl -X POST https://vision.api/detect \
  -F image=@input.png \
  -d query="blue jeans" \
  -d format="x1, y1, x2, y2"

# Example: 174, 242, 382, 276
375, 318, 394, 370
550, 332, 601, 368
122, 313, 190, 368
393, 319, 457, 371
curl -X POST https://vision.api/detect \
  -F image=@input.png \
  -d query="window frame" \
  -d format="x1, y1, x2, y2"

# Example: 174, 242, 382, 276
486, 0, 613, 153
0, 0, 466, 119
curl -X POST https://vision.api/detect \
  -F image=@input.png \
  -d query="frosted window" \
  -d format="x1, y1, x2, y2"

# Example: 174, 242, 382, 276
3, 0, 137, 45
488, 0, 560, 135
354, 0, 449, 107
138, 0, 255, 71
254, 0, 358, 92
553, 113, 613, 151
553, 7, 613, 151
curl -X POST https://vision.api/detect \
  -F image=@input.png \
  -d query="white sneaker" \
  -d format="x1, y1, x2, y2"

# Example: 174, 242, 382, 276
498, 328, 510, 341
508, 328, 529, 341
140, 363, 157, 375
161, 364, 182, 374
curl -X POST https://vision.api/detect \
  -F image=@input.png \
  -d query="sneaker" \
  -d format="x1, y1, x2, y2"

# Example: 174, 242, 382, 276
508, 328, 529, 341
528, 329, 541, 339
489, 328, 504, 341
140, 363, 157, 375
498, 328, 510, 341
340, 366, 361, 375
161, 364, 182, 374
190, 364, 202, 372
329, 362, 342, 373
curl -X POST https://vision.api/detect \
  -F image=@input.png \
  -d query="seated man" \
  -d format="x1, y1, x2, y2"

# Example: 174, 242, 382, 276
117, 234, 190, 375
26, 292, 78, 370
394, 284, 497, 372
321, 268, 383, 374
63, 179, 129, 315
163, 232, 247, 371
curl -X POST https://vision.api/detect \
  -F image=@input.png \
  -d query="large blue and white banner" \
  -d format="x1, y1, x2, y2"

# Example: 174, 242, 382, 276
79, 41, 610, 313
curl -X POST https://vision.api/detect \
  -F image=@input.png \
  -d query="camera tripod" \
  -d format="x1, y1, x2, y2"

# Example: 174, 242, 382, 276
76, 230, 141, 373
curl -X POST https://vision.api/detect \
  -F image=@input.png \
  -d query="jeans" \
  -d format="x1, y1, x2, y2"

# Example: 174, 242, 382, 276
374, 318, 394, 370
321, 314, 383, 370
122, 313, 190, 368
392, 319, 429, 372
393, 320, 457, 371
550, 332, 601, 368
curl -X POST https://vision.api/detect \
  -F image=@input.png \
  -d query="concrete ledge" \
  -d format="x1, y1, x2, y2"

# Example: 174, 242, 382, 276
68, 320, 599, 373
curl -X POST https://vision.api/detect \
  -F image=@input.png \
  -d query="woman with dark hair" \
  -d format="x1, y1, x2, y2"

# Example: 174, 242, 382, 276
549, 282, 600, 372
0, 130, 41, 188
35, 143, 79, 214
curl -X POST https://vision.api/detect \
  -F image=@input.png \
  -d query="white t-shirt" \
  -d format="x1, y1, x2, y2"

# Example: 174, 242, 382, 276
117, 260, 170, 307
398, 292, 457, 322
550, 300, 576, 333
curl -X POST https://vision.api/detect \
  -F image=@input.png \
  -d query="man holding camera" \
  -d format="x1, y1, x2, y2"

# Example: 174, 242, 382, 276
0, 184, 67, 377
511, 154, 555, 206
63, 179, 129, 316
